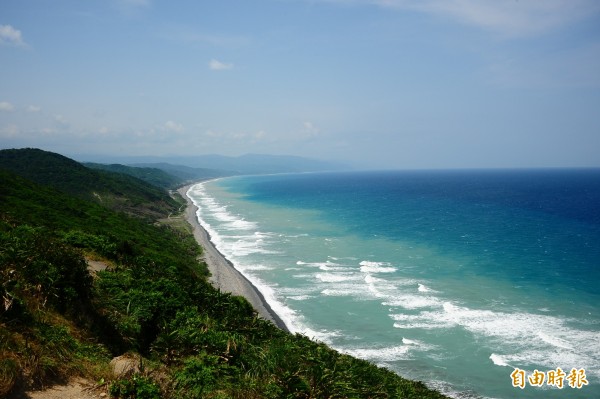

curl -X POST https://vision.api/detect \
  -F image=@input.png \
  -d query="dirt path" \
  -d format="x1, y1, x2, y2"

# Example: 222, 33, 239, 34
13, 378, 106, 399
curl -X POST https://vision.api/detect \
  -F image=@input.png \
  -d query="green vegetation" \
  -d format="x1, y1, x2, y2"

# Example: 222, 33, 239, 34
0, 149, 449, 398
0, 148, 179, 219
86, 160, 235, 189
84, 163, 185, 190
131, 162, 234, 184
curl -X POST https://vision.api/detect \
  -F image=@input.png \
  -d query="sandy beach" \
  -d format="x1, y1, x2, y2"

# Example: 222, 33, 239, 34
177, 184, 288, 331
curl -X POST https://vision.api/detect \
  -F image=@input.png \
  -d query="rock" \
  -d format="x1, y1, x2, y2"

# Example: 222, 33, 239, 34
110, 354, 141, 378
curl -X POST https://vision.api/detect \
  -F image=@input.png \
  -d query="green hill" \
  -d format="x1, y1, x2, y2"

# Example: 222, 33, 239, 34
0, 150, 449, 399
84, 162, 234, 189
84, 163, 184, 190
0, 148, 178, 219
131, 162, 234, 183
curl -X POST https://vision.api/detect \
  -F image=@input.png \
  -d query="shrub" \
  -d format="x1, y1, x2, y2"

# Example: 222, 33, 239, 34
62, 230, 118, 258
0, 358, 19, 397
173, 354, 230, 399
109, 374, 161, 399
0, 225, 92, 315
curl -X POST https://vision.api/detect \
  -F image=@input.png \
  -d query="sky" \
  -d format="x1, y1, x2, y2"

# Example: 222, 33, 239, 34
1, 0, 600, 169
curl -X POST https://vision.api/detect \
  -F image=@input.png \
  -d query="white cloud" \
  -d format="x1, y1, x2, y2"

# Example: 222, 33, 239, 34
255, 130, 267, 140
205, 129, 222, 138
209, 59, 234, 71
301, 121, 321, 140
0, 101, 15, 112
53, 114, 71, 129
0, 124, 19, 138
27, 105, 41, 113
319, 0, 599, 38
164, 120, 184, 132
0, 25, 25, 46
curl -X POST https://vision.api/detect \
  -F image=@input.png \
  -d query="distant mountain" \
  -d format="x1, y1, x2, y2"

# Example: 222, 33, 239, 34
0, 148, 178, 219
130, 162, 234, 183
72, 153, 350, 175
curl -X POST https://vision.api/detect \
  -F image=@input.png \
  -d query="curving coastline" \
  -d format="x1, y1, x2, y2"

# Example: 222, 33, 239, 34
177, 183, 289, 332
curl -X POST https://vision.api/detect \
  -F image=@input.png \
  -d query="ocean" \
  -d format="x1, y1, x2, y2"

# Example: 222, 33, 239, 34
186, 169, 600, 399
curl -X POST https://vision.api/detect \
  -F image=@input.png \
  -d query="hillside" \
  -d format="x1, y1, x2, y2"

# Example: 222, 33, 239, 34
0, 150, 448, 399
0, 148, 178, 219
84, 162, 232, 190
84, 163, 185, 190
130, 162, 234, 184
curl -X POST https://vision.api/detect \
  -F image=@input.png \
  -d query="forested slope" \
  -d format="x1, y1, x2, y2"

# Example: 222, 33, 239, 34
0, 148, 178, 219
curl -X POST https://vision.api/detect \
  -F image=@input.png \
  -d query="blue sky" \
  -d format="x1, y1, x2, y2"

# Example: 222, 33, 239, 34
1, 0, 599, 169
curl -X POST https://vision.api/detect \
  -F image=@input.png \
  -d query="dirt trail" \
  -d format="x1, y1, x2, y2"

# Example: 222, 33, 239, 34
14, 378, 105, 399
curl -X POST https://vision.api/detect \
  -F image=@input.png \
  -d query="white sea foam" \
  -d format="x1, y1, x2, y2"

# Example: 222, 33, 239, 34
402, 337, 419, 345
537, 331, 573, 350
224, 218, 258, 231
321, 288, 358, 297
391, 302, 600, 378
297, 258, 430, 306
359, 260, 397, 273
297, 260, 347, 271
341, 345, 412, 362
242, 264, 274, 271
317, 264, 339, 271
418, 283, 437, 293
363, 274, 390, 298
296, 326, 342, 343
315, 272, 360, 283
216, 236, 279, 257
228, 269, 301, 334
383, 294, 441, 309
489, 353, 510, 367
319, 278, 377, 299
287, 295, 313, 301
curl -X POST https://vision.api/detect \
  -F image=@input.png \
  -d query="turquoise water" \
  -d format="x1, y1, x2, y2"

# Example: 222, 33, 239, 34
187, 170, 600, 399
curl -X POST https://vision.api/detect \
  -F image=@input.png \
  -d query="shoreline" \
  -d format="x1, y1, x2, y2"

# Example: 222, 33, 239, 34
177, 183, 289, 332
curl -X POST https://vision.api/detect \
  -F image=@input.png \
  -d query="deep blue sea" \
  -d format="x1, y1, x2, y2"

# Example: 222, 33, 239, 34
187, 169, 600, 399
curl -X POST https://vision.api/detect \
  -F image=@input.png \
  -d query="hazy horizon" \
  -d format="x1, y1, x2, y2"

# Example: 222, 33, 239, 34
2, 1, 600, 170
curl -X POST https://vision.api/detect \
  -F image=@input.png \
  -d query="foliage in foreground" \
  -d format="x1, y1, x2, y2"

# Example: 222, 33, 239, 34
0, 161, 448, 398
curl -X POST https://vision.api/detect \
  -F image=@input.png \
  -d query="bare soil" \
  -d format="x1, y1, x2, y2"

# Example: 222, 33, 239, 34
13, 378, 106, 399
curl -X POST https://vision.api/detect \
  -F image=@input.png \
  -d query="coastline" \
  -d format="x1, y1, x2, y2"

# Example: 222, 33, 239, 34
177, 183, 289, 332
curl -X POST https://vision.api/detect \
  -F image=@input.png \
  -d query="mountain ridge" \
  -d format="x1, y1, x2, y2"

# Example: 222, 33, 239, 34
72, 152, 350, 175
